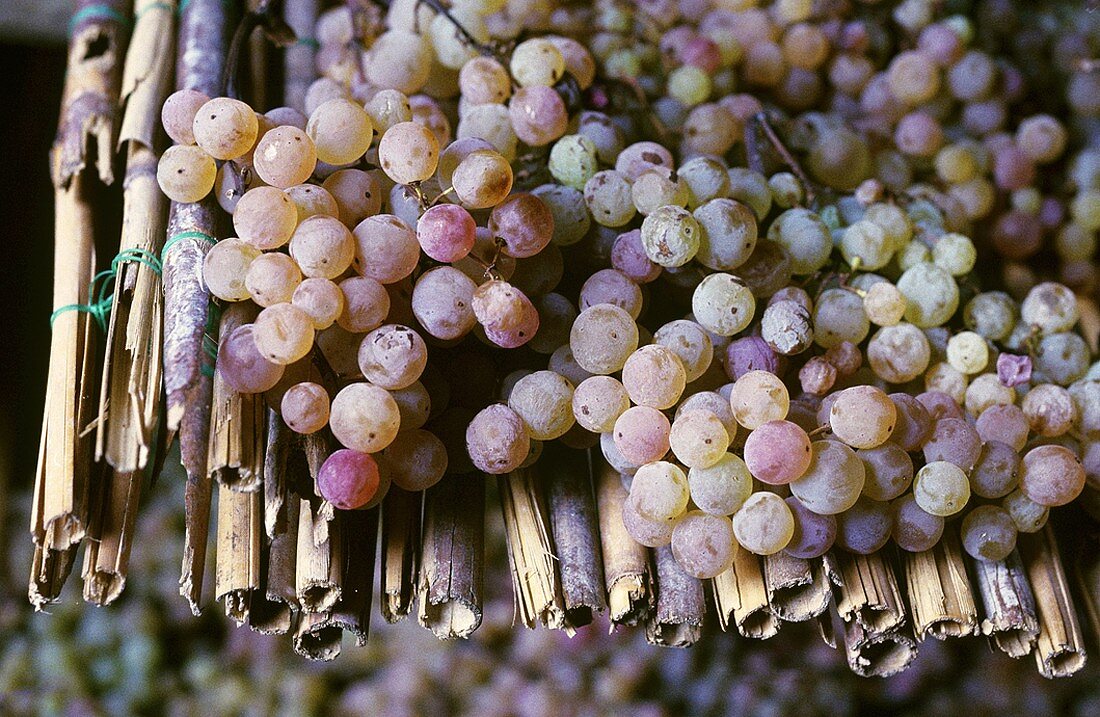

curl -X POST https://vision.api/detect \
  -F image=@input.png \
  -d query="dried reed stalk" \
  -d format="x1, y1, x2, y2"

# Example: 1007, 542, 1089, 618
283, 0, 319, 112
1071, 523, 1100, 655
327, 507, 379, 644
902, 530, 978, 640
971, 548, 1039, 658
380, 486, 421, 623
31, 0, 129, 608
263, 410, 295, 538
499, 469, 568, 632
646, 545, 704, 647
296, 499, 342, 613
207, 305, 265, 492
543, 446, 604, 628
418, 476, 484, 639
215, 484, 261, 623
293, 610, 342, 661
841, 621, 918, 678
825, 549, 907, 634
594, 457, 652, 627
764, 553, 831, 623
713, 543, 778, 638
1018, 527, 1087, 678
81, 470, 141, 606
249, 496, 299, 635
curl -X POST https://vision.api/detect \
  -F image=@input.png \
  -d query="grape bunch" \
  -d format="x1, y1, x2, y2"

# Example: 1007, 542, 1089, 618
156, 0, 1100, 582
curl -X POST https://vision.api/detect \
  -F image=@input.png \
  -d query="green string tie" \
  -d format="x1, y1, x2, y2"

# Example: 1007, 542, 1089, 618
161, 231, 216, 265
178, 0, 235, 16
50, 248, 163, 331
296, 37, 320, 50
135, 1, 173, 22
69, 4, 130, 35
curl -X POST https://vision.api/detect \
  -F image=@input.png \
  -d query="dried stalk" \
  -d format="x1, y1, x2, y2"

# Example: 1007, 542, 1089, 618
842, 621, 919, 678
594, 457, 652, 627
263, 410, 295, 539
81, 470, 141, 605
825, 549, 907, 634
327, 507, 379, 644
902, 530, 978, 640
296, 499, 342, 613
1018, 527, 1088, 678
380, 486, 421, 623
713, 542, 779, 638
215, 484, 262, 623
971, 548, 1040, 658
418, 476, 485, 640
1071, 523, 1100, 655
283, 0, 319, 112
764, 553, 831, 623
646, 545, 704, 647
499, 470, 568, 632
207, 305, 265, 492
293, 610, 342, 661
543, 446, 605, 628
179, 426, 214, 615
249, 496, 300, 635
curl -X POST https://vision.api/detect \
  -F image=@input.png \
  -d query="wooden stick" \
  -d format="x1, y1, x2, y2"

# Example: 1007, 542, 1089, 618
296, 499, 342, 613
263, 410, 295, 539
214, 484, 261, 624
29, 544, 77, 610
841, 621, 919, 678
327, 507, 379, 645
499, 469, 568, 632
971, 548, 1040, 658
293, 610, 343, 661
594, 457, 652, 627
283, 0, 319, 112
179, 427, 214, 615
207, 305, 265, 492
713, 542, 779, 638
825, 549, 907, 634
380, 486, 421, 623
902, 530, 978, 640
418, 476, 484, 640
1018, 527, 1088, 678
764, 553, 831, 623
81, 470, 141, 606
249, 496, 300, 635
646, 545, 704, 647
544, 446, 605, 628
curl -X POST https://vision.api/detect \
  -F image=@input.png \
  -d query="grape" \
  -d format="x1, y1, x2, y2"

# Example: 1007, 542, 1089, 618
945, 331, 988, 375
364, 29, 431, 93
677, 391, 738, 440
743, 420, 812, 485
932, 233, 977, 277
1033, 332, 1089, 386
671, 511, 736, 579
861, 282, 906, 328
253, 126, 317, 188
289, 278, 343, 331
306, 98, 373, 165
252, 303, 315, 365
459, 56, 511, 104
572, 376, 630, 433
329, 382, 401, 453
621, 345, 687, 410
1020, 282, 1078, 334
161, 89, 210, 145
383, 429, 448, 492
688, 452, 753, 517
913, 461, 970, 517
784, 496, 836, 559
670, 410, 729, 469
887, 50, 940, 104
766, 208, 831, 275
827, 341, 863, 377
964, 373, 1016, 417
416, 204, 476, 263
858, 443, 914, 501
192, 97, 258, 160
549, 343, 594, 388
1022, 384, 1076, 437
923, 418, 982, 471
280, 382, 330, 434
356, 324, 426, 390
892, 494, 944, 553
579, 269, 642, 318
733, 492, 794, 556
429, 7, 486, 69
509, 86, 569, 147
840, 220, 891, 271
265, 106, 307, 131
639, 205, 701, 268
411, 266, 477, 341
509, 37, 565, 86
790, 440, 865, 515
157, 145, 217, 203
836, 497, 892, 555
245, 252, 301, 308
285, 183, 338, 223
472, 280, 532, 334
304, 77, 351, 116
317, 449, 382, 510
974, 404, 1028, 453
729, 370, 789, 429
487, 193, 554, 259
631, 168, 688, 217
760, 300, 812, 356
691, 273, 755, 337
584, 170, 636, 228
960, 505, 1017, 562
570, 304, 638, 375
507, 370, 575, 441
613, 406, 671, 466
1019, 444, 1085, 507
896, 262, 959, 328
866, 323, 930, 384
448, 149, 513, 210
813, 288, 869, 349
217, 324, 285, 394
337, 276, 390, 334
829, 386, 896, 449
1003, 488, 1050, 534
964, 291, 1017, 341
916, 391, 966, 422
652, 320, 713, 383
799, 356, 837, 396
202, 238, 260, 302
377, 121, 440, 186
629, 461, 689, 523
322, 169, 383, 228
621, 497, 675, 548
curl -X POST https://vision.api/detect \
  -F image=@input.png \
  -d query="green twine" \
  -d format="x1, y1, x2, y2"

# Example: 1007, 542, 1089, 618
50, 248, 163, 331
161, 230, 216, 264
296, 37, 320, 50
178, 0, 235, 16
69, 4, 130, 35
200, 302, 222, 378
135, 1, 173, 22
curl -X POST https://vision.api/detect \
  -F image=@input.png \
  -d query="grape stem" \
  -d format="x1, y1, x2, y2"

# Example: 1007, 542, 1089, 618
223, 0, 296, 100
751, 112, 816, 206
